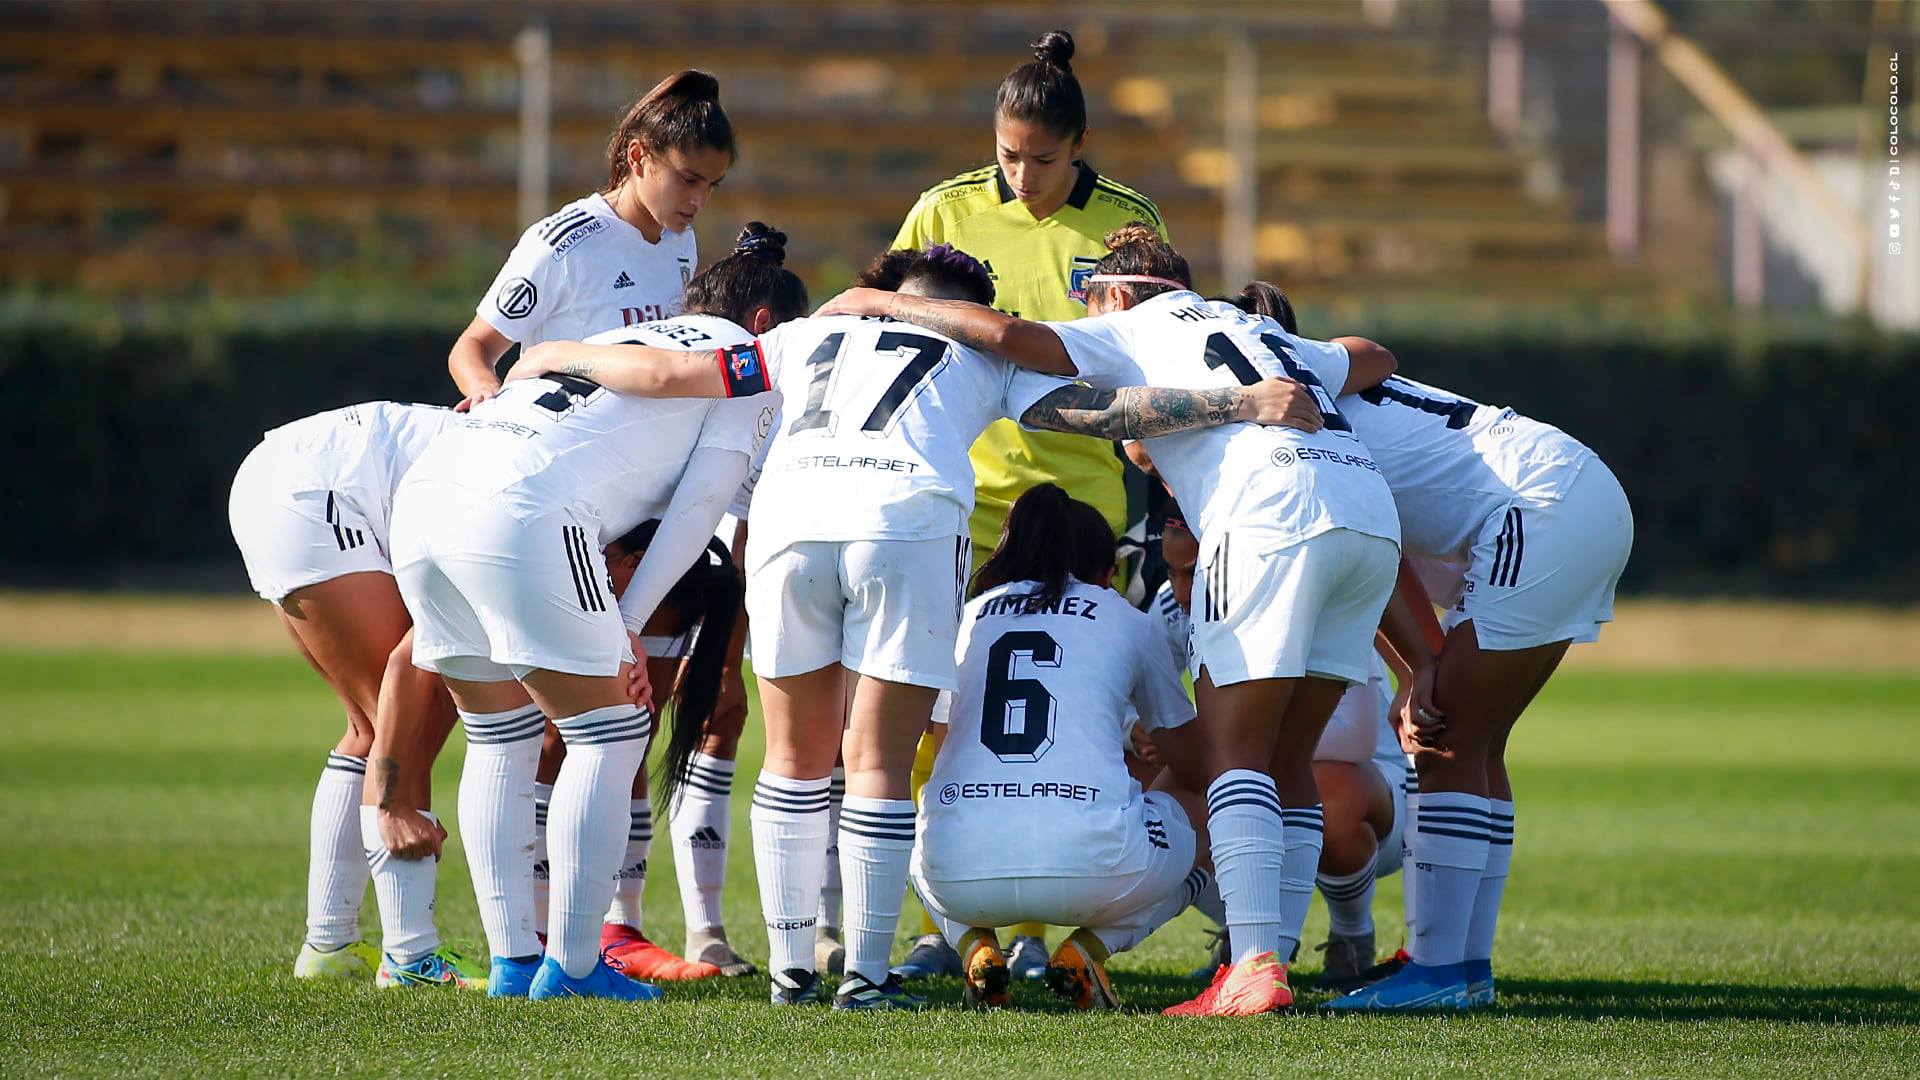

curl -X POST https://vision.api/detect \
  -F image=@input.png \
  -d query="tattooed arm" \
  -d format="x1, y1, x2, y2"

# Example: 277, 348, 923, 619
814, 287, 1079, 375
1020, 379, 1324, 440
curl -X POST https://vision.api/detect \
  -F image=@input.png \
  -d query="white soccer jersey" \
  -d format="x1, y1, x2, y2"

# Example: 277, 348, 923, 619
1046, 292, 1400, 555
256, 401, 459, 547
918, 578, 1196, 880
477, 192, 697, 347
1338, 375, 1595, 560
403, 314, 777, 547
746, 315, 1071, 544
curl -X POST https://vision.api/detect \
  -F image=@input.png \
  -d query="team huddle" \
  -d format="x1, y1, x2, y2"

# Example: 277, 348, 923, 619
227, 32, 1632, 1015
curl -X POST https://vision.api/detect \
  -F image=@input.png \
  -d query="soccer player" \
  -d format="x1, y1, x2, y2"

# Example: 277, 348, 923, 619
504, 243, 1324, 1011
447, 69, 730, 410
890, 29, 1171, 977
914, 484, 1213, 1011
382, 227, 802, 1002
1152, 506, 1413, 990
814, 225, 1439, 1017
228, 400, 485, 988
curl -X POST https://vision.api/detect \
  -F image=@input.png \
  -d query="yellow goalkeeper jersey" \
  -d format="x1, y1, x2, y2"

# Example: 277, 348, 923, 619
892, 162, 1168, 567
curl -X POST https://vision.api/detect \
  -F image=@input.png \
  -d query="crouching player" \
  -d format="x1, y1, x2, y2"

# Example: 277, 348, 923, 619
912, 485, 1214, 1010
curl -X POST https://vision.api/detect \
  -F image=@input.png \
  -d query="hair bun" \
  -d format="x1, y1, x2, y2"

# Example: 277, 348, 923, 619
662, 69, 721, 104
1103, 222, 1160, 251
1031, 29, 1075, 71
733, 222, 788, 265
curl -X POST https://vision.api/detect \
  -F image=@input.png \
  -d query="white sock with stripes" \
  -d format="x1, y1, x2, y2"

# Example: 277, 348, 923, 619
1207, 769, 1287, 964
531, 781, 553, 933
306, 753, 368, 949
838, 795, 917, 985
1465, 799, 1515, 963
816, 766, 846, 933
1408, 790, 1491, 968
1094, 865, 1214, 956
1318, 862, 1377, 937
605, 799, 652, 929
1278, 804, 1325, 960
360, 805, 440, 965
668, 751, 735, 934
456, 706, 545, 961
750, 771, 831, 975
547, 704, 653, 978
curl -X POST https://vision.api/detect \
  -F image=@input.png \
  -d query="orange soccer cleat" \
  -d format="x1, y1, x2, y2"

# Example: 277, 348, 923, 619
600, 923, 721, 982
1166, 950, 1293, 1017
1044, 930, 1121, 1011
957, 929, 1012, 1008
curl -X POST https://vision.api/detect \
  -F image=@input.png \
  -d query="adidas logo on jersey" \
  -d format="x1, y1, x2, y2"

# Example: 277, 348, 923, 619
613, 271, 635, 289
686, 826, 725, 850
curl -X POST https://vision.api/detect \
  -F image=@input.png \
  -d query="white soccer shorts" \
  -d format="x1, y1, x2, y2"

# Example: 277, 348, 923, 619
390, 480, 631, 682
913, 790, 1196, 934
745, 535, 970, 690
1448, 458, 1634, 651
228, 441, 389, 602
1315, 662, 1394, 765
1190, 527, 1400, 687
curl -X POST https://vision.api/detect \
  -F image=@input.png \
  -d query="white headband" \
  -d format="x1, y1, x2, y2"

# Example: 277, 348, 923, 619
1087, 274, 1188, 289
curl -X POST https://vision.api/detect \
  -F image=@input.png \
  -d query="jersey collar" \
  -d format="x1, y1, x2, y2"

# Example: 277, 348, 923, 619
994, 162, 1102, 212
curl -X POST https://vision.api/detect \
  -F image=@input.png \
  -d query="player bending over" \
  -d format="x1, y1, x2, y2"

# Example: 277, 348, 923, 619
229, 400, 488, 989
380, 226, 800, 1002
913, 484, 1213, 1011
505, 242, 1323, 1010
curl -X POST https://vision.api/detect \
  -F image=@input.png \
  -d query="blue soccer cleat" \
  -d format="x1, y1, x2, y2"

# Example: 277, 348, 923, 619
488, 955, 543, 999
1322, 960, 1471, 1012
1464, 958, 1496, 1007
527, 956, 665, 1002
375, 946, 487, 990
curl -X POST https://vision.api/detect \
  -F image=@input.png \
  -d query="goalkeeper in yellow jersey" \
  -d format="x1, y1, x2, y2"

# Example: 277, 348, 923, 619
879, 27, 1171, 984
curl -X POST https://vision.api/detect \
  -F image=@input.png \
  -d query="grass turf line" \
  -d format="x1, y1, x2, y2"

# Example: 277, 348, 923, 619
0, 653, 1915, 1077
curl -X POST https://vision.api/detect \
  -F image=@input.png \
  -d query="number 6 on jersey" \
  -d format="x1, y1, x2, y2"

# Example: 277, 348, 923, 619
979, 630, 1061, 763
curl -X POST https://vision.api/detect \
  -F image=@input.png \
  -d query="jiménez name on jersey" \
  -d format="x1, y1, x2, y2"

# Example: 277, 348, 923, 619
938, 781, 1101, 805
975, 592, 1100, 620
781, 453, 921, 474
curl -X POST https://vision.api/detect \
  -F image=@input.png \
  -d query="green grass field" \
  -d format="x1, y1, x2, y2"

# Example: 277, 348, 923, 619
2, 652, 1916, 1077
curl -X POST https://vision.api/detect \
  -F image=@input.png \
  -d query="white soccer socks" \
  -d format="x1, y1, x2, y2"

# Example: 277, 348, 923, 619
750, 771, 832, 974
669, 751, 736, 933
1401, 763, 1419, 947
1278, 804, 1326, 959
360, 805, 440, 964
1408, 790, 1492, 968
838, 795, 917, 985
456, 706, 545, 962
547, 704, 653, 978
1207, 769, 1287, 964
306, 753, 369, 950
531, 781, 553, 930
816, 766, 846, 934
1317, 862, 1378, 938
606, 800, 652, 928
1465, 799, 1515, 964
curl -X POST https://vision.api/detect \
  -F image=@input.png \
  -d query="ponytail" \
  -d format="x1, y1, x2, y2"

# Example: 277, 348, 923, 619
971, 483, 1115, 605
654, 536, 743, 809
996, 29, 1088, 140
605, 69, 735, 191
